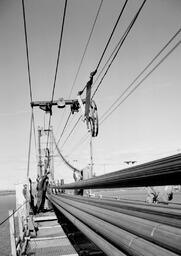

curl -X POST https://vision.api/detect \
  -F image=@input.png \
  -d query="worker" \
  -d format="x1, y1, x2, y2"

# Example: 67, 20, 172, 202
73, 170, 83, 195
146, 186, 174, 204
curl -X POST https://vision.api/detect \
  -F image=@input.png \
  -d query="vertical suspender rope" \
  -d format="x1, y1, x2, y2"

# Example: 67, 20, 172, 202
27, 110, 33, 178
46, 0, 68, 149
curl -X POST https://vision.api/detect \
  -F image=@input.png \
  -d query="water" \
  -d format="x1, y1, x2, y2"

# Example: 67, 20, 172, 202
0, 194, 16, 256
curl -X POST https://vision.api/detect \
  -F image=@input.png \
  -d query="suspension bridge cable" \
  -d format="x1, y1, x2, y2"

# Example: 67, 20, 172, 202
57, 112, 71, 145
100, 27, 181, 121
100, 39, 181, 125
0, 201, 28, 226
27, 110, 33, 177
66, 8, 179, 159
22, 0, 38, 173
68, 0, 104, 98
22, 0, 33, 103
53, 133, 81, 172
95, 0, 128, 72
58, 0, 129, 148
92, 0, 147, 98
32, 109, 37, 152
60, 115, 82, 150
46, 0, 68, 148
55, 0, 103, 147
81, 0, 129, 94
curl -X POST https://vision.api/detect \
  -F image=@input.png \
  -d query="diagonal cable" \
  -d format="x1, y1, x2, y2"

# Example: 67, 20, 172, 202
100, 27, 181, 121
80, 0, 129, 94
100, 40, 181, 125
68, 0, 104, 98
46, 0, 68, 148
92, 0, 147, 98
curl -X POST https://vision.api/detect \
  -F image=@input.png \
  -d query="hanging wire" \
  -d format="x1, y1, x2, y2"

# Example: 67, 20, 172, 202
27, 110, 33, 177
67, 31, 181, 158
22, 0, 33, 103
100, 40, 181, 124
60, 0, 146, 153
60, 115, 82, 150
55, 0, 104, 147
92, 0, 147, 98
46, 0, 68, 148
99, 27, 181, 121
68, 0, 104, 98
0, 201, 27, 226
22, 0, 37, 175
57, 112, 71, 145
58, 0, 129, 150
53, 133, 81, 172
80, 0, 129, 94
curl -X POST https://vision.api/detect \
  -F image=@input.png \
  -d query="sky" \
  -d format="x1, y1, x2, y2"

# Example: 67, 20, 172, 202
0, 0, 181, 189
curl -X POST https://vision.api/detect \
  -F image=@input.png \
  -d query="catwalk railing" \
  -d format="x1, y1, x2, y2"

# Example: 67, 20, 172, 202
47, 153, 181, 256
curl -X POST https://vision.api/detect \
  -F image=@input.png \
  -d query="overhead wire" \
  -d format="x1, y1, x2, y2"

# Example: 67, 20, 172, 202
55, 0, 104, 147
68, 27, 181, 158
53, 132, 81, 172
68, 0, 104, 99
46, 0, 68, 148
92, 0, 147, 98
100, 39, 181, 125
60, 115, 82, 150
22, 0, 37, 175
63, 0, 146, 153
57, 112, 71, 145
59, 0, 129, 151
27, 110, 33, 177
22, 0, 33, 103
81, 0, 129, 94
99, 27, 181, 121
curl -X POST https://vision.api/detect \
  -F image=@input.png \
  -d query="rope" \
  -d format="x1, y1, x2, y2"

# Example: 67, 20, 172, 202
55, 0, 103, 149
92, 0, 147, 98
46, 0, 68, 148
57, 112, 72, 145
100, 27, 181, 121
22, 0, 33, 103
27, 110, 33, 177
68, 0, 104, 98
81, 0, 129, 94
95, 0, 128, 72
100, 40, 181, 124
0, 201, 27, 226
53, 133, 81, 172
60, 115, 81, 150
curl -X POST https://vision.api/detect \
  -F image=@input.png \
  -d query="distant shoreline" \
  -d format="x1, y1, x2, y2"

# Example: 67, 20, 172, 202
0, 190, 15, 196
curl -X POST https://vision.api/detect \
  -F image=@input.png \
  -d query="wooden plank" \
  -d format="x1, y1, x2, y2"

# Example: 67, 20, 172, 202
33, 215, 57, 222
9, 210, 16, 256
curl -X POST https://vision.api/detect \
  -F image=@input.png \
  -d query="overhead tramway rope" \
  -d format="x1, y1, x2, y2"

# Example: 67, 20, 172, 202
27, 110, 33, 178
92, 0, 147, 98
100, 39, 181, 125
80, 0, 129, 95
68, 0, 104, 99
46, 0, 68, 148
53, 132, 81, 172
55, 0, 103, 146
68, 28, 181, 156
55, 0, 130, 150
99, 27, 181, 122
57, 112, 72, 145
60, 115, 82, 150
22, 0, 33, 103
22, 0, 37, 174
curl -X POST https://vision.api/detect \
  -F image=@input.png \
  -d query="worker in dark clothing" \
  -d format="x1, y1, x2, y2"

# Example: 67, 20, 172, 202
73, 170, 83, 196
36, 172, 49, 213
